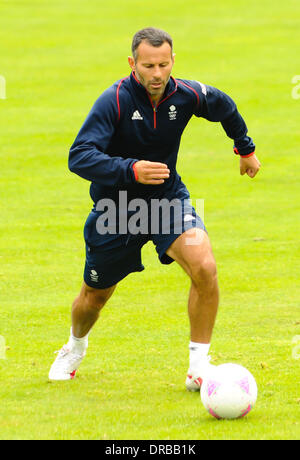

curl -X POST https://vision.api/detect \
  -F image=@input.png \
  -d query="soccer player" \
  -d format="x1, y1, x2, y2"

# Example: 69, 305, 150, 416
49, 28, 261, 389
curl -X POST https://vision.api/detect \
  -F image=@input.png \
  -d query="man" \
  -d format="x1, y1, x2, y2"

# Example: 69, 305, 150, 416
49, 28, 261, 389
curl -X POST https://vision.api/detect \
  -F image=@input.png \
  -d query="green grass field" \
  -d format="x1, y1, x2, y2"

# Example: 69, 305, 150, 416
0, 0, 299, 440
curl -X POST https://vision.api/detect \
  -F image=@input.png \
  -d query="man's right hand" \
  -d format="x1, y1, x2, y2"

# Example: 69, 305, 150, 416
133, 160, 170, 185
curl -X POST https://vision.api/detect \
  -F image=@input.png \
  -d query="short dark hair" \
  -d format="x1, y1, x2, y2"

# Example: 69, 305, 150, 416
131, 27, 173, 61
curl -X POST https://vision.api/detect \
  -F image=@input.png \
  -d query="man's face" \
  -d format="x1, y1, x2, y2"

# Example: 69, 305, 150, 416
128, 41, 175, 103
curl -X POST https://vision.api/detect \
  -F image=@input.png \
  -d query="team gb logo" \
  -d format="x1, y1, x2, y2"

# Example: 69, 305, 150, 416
168, 105, 177, 120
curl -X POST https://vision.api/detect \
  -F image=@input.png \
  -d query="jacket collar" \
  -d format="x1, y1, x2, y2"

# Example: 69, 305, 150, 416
130, 71, 177, 105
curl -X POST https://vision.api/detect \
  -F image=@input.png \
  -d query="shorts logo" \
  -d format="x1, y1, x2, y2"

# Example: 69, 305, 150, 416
90, 270, 99, 282
184, 214, 195, 222
168, 105, 177, 120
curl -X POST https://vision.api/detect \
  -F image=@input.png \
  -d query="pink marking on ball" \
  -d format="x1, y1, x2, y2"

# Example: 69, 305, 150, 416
240, 404, 252, 418
237, 377, 250, 394
208, 407, 221, 419
207, 380, 220, 397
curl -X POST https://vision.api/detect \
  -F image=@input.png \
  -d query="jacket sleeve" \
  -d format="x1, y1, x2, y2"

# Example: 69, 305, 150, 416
68, 86, 138, 186
191, 81, 255, 156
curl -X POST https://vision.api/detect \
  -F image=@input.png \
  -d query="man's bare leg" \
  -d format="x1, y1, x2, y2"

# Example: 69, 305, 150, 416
49, 282, 116, 380
71, 282, 117, 338
166, 228, 219, 343
166, 228, 219, 389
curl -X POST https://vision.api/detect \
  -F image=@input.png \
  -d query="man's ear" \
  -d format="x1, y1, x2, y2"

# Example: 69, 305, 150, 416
128, 56, 135, 71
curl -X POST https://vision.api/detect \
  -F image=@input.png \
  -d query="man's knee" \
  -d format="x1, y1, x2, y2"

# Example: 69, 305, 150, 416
79, 283, 116, 311
189, 253, 218, 289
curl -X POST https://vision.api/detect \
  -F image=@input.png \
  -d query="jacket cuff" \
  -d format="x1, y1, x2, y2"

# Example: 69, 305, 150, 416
131, 161, 139, 183
234, 147, 255, 158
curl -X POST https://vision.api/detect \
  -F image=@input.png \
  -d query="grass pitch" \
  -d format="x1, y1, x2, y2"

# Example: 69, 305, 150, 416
0, 0, 299, 440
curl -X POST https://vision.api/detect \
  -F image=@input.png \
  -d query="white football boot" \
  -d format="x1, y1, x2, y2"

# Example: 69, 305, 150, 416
186, 356, 215, 392
48, 345, 86, 381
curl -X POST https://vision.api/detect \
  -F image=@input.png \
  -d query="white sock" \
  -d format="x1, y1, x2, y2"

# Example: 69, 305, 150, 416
67, 327, 89, 354
189, 341, 210, 371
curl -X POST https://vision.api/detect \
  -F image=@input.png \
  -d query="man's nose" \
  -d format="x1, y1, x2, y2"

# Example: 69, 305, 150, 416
153, 66, 162, 80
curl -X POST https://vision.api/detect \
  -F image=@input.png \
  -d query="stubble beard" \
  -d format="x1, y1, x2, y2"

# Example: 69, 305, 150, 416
135, 69, 169, 102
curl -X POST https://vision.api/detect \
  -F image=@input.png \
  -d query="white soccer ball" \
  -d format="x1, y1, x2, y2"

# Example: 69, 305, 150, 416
200, 363, 258, 419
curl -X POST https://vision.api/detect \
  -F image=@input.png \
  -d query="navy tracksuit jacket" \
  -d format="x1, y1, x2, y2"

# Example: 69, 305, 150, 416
69, 72, 255, 204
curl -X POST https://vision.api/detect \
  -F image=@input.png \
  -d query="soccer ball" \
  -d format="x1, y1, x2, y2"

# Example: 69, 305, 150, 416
200, 363, 257, 419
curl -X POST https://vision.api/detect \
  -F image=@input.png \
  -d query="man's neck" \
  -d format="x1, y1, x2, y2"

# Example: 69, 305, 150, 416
150, 94, 163, 106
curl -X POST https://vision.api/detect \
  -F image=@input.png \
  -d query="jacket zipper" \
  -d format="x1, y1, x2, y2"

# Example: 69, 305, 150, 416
153, 106, 157, 129
147, 93, 157, 129
147, 88, 177, 129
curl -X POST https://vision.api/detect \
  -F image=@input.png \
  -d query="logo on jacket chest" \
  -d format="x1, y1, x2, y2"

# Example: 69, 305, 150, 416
168, 105, 177, 120
131, 105, 178, 123
131, 110, 143, 120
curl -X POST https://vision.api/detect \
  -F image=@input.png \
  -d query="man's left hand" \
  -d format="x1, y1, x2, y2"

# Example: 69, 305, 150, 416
240, 154, 261, 178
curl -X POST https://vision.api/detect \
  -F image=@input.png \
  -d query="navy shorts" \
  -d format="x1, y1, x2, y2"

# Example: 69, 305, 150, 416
83, 195, 206, 289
